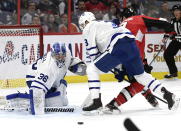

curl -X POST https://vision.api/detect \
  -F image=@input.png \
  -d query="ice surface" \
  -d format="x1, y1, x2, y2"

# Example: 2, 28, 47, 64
0, 79, 181, 131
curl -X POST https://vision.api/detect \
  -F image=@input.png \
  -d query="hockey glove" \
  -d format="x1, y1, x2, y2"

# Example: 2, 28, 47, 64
144, 64, 153, 74
143, 59, 153, 74
162, 34, 170, 43
68, 62, 87, 75
69, 64, 78, 73
113, 68, 127, 82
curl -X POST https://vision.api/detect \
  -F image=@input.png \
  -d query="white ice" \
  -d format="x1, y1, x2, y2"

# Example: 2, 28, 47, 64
0, 79, 181, 131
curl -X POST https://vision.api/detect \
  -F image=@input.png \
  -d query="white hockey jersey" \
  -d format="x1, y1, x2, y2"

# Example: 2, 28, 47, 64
82, 21, 135, 63
26, 46, 82, 93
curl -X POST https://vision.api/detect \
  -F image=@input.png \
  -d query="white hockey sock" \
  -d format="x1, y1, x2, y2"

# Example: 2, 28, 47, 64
134, 72, 164, 97
87, 63, 101, 99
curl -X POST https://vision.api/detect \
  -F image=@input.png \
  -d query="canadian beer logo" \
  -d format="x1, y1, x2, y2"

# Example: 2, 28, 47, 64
0, 41, 20, 64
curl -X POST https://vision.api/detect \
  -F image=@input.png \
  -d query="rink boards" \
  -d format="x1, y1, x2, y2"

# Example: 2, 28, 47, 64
0, 33, 180, 88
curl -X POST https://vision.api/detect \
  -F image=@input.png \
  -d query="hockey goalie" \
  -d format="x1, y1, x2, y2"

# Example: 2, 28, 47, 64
0, 42, 86, 115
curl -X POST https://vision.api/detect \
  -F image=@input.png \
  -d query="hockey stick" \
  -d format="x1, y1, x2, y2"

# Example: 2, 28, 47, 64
148, 38, 168, 66
0, 106, 75, 113
110, 70, 168, 104
122, 77, 168, 104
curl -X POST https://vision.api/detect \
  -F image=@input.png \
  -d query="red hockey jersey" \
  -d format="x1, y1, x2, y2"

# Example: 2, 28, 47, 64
120, 15, 162, 59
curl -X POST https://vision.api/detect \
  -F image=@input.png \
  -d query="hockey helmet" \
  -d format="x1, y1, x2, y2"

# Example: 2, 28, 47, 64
121, 8, 136, 18
78, 12, 96, 30
51, 42, 66, 59
171, 4, 181, 11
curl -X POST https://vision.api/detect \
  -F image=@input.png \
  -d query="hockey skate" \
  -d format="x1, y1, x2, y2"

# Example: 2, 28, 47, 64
103, 99, 121, 115
142, 89, 159, 108
164, 73, 178, 80
162, 87, 180, 110
82, 96, 103, 115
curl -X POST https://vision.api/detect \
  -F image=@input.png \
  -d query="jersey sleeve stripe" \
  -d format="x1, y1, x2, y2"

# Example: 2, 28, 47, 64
26, 75, 35, 78
89, 87, 100, 90
30, 86, 45, 91
32, 80, 49, 92
86, 46, 98, 51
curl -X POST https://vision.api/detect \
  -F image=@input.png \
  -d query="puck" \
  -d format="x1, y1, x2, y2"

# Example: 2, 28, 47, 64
77, 122, 84, 125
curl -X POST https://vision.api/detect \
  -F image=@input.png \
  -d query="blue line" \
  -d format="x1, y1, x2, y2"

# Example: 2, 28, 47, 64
153, 84, 161, 92
148, 80, 155, 88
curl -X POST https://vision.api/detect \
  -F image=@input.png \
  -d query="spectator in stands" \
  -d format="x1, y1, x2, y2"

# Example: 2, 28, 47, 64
158, 2, 172, 22
142, 0, 159, 17
37, 0, 58, 14
92, 9, 103, 20
58, 0, 66, 16
102, 0, 119, 9
21, 2, 37, 25
103, 3, 120, 21
0, 0, 16, 13
46, 14, 59, 33
72, 0, 87, 26
85, 0, 107, 13
58, 13, 80, 33
0, 8, 6, 25
5, 14, 15, 25
31, 15, 41, 25
0, 0, 17, 25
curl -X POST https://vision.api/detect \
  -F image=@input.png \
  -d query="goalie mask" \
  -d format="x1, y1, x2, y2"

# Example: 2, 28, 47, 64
51, 42, 66, 60
78, 12, 96, 30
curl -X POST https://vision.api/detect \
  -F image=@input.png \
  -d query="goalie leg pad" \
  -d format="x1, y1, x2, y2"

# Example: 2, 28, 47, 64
30, 88, 45, 115
45, 80, 68, 107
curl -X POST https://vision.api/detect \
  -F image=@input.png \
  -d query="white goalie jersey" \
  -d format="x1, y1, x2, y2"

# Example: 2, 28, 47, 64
26, 46, 85, 93
0, 44, 86, 115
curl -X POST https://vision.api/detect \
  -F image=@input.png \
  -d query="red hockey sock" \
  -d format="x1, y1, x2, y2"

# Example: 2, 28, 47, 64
142, 89, 152, 97
115, 82, 144, 106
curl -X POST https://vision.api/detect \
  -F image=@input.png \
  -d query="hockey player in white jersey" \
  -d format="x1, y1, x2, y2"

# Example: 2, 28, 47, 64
1, 42, 86, 115
79, 12, 179, 114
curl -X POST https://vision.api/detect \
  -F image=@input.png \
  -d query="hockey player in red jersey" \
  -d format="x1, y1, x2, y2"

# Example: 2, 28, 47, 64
103, 8, 175, 114
119, 8, 173, 60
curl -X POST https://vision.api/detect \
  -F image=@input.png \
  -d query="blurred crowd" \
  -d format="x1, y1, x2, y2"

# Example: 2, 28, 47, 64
0, 0, 180, 33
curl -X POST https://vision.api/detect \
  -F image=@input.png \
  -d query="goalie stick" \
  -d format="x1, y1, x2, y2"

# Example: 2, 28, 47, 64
0, 106, 75, 113
0, 95, 76, 113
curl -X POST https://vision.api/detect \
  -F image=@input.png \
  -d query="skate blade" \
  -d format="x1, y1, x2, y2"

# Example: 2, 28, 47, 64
171, 98, 180, 111
82, 107, 103, 116
164, 78, 178, 81
102, 108, 121, 115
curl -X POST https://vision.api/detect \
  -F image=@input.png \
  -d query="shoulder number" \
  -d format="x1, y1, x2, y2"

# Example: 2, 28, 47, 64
38, 73, 49, 83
